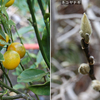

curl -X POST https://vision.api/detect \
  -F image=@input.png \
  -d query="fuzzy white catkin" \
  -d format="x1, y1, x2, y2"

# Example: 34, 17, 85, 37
80, 13, 92, 38
92, 80, 100, 91
78, 63, 90, 74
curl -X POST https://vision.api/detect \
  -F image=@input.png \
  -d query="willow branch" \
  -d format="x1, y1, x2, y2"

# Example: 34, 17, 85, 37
81, 39, 96, 80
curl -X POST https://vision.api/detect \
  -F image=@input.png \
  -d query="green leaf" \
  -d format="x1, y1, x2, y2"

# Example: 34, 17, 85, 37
42, 27, 50, 61
2, 0, 9, 5
0, 46, 3, 51
8, 20, 15, 25
13, 84, 25, 90
12, 65, 23, 76
30, 63, 37, 69
0, 14, 11, 38
2, 5, 9, 19
0, 39, 9, 45
44, 13, 50, 20
28, 52, 36, 58
36, 51, 43, 65
21, 56, 31, 65
17, 69, 47, 82
0, 0, 9, 5
28, 81, 50, 95
0, 26, 6, 40
0, 0, 3, 5
0, 52, 4, 61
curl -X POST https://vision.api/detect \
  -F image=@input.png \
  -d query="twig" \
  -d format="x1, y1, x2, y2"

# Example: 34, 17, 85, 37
81, 39, 96, 80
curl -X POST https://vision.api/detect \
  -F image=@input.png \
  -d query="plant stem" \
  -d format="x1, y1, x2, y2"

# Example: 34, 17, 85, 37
27, 0, 50, 69
9, 28, 14, 42
48, 0, 50, 13
20, 62, 25, 71
0, 80, 20, 94
2, 94, 23, 100
28, 82, 39, 100
43, 76, 46, 82
2, 94, 34, 100
0, 81, 34, 100
35, 94, 39, 100
14, 27, 23, 44
0, 63, 13, 88
37, 0, 50, 35
4, 75, 8, 85
1, 21, 7, 34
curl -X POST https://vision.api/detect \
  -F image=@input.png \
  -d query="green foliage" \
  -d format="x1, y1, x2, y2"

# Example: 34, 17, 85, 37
21, 56, 31, 65
28, 81, 50, 95
14, 0, 29, 15
0, 52, 4, 61
0, 0, 9, 5
29, 63, 37, 69
42, 27, 50, 61
44, 13, 50, 20
0, 39, 9, 45
13, 84, 25, 90
12, 65, 23, 76
17, 69, 47, 83
0, 26, 6, 39
0, 46, 2, 51
36, 51, 43, 65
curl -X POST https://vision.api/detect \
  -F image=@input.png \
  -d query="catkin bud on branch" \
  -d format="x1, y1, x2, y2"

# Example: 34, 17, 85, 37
92, 80, 100, 91
78, 63, 90, 74
80, 13, 92, 43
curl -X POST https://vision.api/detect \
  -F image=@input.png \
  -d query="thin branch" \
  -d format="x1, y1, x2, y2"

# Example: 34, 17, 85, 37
0, 81, 34, 100
14, 26, 23, 44
20, 62, 25, 71
0, 80, 20, 94
81, 39, 96, 80
43, 76, 46, 82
